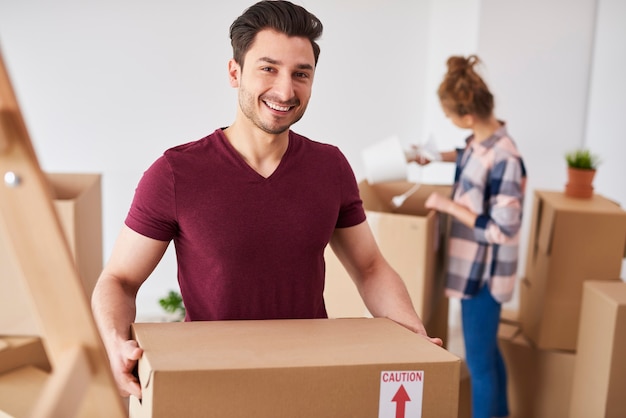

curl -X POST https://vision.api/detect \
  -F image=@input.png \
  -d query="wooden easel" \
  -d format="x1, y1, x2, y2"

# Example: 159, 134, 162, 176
0, 49, 126, 417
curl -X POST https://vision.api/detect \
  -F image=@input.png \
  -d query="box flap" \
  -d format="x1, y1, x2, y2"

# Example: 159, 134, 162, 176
498, 322, 521, 341
536, 197, 556, 255
536, 190, 626, 214
46, 173, 101, 201
534, 190, 626, 257
584, 280, 626, 306
525, 191, 544, 270
360, 180, 451, 217
0, 336, 50, 375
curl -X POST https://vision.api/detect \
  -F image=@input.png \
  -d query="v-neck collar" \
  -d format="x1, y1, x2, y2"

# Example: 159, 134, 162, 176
216, 128, 292, 181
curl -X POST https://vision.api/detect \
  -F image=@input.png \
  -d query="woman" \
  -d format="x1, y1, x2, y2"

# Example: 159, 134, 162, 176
413, 55, 526, 418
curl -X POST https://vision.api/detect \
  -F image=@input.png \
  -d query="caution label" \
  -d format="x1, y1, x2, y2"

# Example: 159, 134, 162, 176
378, 370, 424, 418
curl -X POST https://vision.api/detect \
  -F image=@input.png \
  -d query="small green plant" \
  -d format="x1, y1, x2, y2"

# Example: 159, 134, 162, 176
158, 290, 185, 321
565, 148, 600, 170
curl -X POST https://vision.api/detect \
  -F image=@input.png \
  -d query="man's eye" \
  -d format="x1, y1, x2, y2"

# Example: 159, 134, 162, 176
295, 72, 309, 79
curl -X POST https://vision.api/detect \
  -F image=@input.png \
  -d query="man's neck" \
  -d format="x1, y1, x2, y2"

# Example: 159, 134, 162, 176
223, 122, 290, 178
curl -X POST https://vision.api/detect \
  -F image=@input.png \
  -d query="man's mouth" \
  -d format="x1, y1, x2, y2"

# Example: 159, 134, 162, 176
264, 100, 293, 112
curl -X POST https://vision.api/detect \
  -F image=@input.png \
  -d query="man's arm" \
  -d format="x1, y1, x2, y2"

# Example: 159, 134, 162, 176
91, 225, 170, 398
329, 222, 442, 346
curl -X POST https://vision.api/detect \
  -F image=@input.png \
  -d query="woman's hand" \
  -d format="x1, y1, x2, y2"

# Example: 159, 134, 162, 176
425, 192, 453, 213
405, 146, 432, 166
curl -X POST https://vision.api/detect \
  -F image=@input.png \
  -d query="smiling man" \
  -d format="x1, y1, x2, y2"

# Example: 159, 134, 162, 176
91, 0, 442, 400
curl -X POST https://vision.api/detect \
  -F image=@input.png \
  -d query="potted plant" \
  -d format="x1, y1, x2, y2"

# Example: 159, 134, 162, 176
565, 148, 600, 199
158, 290, 185, 321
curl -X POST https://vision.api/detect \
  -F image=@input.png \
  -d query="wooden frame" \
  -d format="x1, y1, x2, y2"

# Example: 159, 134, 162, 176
0, 49, 126, 417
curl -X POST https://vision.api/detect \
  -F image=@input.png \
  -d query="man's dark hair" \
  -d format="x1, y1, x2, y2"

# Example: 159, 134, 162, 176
230, 0, 323, 67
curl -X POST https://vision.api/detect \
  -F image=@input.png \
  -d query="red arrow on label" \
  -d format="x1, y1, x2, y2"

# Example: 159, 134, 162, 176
392, 384, 411, 418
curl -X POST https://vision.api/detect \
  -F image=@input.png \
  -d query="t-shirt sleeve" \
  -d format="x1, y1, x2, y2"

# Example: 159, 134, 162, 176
334, 147, 366, 228
125, 155, 178, 241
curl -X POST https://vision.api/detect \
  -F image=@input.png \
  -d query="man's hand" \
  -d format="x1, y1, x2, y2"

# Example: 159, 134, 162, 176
415, 325, 444, 347
110, 339, 144, 398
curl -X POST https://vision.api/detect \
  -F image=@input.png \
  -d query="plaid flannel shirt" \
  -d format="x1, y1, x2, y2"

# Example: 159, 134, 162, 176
445, 124, 527, 303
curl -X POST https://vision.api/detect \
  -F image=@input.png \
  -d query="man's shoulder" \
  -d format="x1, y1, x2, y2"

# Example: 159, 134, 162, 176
289, 130, 340, 154
164, 129, 223, 156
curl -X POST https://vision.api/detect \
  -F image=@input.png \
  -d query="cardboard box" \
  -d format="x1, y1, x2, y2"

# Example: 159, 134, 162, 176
0, 173, 102, 336
457, 361, 471, 418
520, 190, 626, 350
424, 293, 449, 348
498, 322, 576, 418
324, 181, 451, 329
570, 281, 626, 418
130, 318, 461, 418
0, 366, 49, 417
0, 364, 108, 417
0, 337, 50, 375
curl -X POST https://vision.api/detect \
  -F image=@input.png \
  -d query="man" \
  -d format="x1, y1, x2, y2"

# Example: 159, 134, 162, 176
92, 0, 442, 399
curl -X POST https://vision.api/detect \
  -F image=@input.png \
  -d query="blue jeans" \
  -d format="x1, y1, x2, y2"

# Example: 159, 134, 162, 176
461, 285, 509, 418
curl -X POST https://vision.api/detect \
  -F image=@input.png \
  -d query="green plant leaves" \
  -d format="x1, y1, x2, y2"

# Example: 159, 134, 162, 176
565, 149, 600, 170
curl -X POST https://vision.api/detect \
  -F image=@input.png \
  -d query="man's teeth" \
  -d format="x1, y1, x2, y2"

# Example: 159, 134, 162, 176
266, 101, 290, 112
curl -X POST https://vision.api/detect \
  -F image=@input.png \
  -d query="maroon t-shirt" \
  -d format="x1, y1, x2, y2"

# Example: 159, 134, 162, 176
126, 129, 365, 321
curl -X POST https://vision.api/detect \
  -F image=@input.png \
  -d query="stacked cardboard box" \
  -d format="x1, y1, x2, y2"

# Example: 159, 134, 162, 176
498, 322, 576, 418
570, 281, 626, 417
519, 190, 626, 351
0, 337, 50, 376
0, 337, 51, 417
324, 180, 451, 343
501, 280, 626, 417
0, 173, 102, 336
0, 173, 103, 415
457, 361, 472, 418
504, 190, 626, 417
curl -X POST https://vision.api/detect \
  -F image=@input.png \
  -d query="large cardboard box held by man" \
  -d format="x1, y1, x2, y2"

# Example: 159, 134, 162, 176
324, 181, 451, 336
570, 280, 626, 418
0, 173, 103, 336
519, 190, 626, 351
129, 318, 461, 418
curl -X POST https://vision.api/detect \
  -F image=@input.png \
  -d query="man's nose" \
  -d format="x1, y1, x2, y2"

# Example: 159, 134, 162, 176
273, 73, 295, 101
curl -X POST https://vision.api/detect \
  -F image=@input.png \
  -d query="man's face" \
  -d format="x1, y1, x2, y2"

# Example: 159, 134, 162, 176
229, 29, 316, 135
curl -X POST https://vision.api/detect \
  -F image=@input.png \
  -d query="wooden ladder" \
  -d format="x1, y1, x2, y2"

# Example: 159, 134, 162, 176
0, 48, 126, 417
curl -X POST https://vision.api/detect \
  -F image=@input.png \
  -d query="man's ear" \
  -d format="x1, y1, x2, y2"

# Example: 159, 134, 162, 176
228, 59, 240, 88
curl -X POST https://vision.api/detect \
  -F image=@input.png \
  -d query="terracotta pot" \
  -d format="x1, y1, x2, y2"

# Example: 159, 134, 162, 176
565, 167, 596, 198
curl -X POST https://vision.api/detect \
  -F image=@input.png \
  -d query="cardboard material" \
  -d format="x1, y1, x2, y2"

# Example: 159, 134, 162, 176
324, 181, 451, 332
520, 190, 626, 350
0, 337, 50, 376
0, 364, 109, 417
498, 322, 575, 418
570, 281, 626, 418
130, 318, 461, 418
0, 366, 48, 417
457, 361, 471, 418
0, 173, 102, 336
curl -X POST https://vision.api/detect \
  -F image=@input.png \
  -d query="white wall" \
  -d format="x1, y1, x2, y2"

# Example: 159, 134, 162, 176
0, 0, 624, 319
478, 0, 599, 309
586, 0, 626, 206
588, 0, 626, 278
